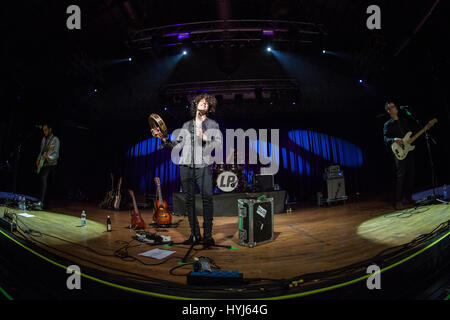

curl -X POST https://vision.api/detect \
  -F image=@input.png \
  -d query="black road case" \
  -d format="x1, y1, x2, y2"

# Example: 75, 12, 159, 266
237, 197, 274, 247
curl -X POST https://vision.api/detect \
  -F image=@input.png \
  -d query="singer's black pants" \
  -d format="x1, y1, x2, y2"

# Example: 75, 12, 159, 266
39, 165, 57, 208
393, 155, 415, 203
180, 165, 214, 238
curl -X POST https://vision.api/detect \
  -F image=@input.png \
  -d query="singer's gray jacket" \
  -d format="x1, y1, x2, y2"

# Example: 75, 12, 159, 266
37, 134, 60, 166
163, 118, 222, 168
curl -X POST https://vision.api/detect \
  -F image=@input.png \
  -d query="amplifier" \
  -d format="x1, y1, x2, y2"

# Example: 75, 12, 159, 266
253, 174, 274, 192
237, 197, 274, 247
327, 177, 347, 201
325, 165, 344, 179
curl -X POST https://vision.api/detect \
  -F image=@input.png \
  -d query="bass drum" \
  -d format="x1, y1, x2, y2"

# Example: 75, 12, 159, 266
213, 164, 227, 192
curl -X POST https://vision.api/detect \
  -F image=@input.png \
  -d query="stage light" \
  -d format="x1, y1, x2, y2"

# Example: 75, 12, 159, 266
185, 105, 189, 109
266, 46, 272, 52
292, 102, 296, 105
182, 50, 188, 55
178, 33, 190, 40
164, 107, 168, 111
359, 79, 363, 83
322, 50, 326, 54
93, 89, 98, 93
128, 57, 132, 61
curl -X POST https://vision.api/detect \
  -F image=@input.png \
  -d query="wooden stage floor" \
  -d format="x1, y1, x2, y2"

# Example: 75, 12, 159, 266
2, 200, 450, 294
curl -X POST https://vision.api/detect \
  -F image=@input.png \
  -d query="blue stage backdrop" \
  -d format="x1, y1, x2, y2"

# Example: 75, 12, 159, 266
124, 130, 364, 204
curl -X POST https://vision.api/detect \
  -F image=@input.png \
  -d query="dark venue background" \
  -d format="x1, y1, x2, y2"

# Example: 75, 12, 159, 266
1, 0, 449, 206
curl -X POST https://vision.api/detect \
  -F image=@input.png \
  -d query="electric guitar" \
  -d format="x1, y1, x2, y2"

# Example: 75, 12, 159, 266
113, 177, 122, 210
391, 118, 437, 160
153, 177, 171, 226
128, 189, 146, 229
36, 145, 55, 174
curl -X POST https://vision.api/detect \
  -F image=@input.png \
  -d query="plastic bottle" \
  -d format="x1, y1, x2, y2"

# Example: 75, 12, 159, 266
81, 210, 86, 227
19, 197, 26, 210
107, 215, 112, 232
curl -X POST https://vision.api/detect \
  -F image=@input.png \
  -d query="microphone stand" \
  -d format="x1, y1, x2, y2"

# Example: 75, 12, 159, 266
10, 127, 41, 194
181, 110, 200, 263
404, 108, 448, 206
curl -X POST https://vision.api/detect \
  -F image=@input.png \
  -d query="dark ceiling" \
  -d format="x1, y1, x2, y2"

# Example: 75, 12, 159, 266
1, 0, 449, 121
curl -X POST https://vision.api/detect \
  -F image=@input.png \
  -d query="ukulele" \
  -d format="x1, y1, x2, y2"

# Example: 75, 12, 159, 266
128, 189, 146, 229
113, 177, 122, 210
153, 177, 172, 226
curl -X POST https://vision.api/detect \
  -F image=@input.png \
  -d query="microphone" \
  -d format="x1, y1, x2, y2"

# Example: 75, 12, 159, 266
400, 105, 413, 116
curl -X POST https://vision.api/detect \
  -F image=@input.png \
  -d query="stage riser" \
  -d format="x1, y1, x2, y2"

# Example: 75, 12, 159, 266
172, 190, 286, 216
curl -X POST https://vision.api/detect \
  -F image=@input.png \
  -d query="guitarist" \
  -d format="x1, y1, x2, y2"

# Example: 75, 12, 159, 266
383, 101, 415, 210
36, 123, 60, 209
151, 93, 221, 248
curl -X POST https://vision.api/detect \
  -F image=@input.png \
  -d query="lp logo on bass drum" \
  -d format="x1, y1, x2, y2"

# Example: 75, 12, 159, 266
217, 171, 238, 192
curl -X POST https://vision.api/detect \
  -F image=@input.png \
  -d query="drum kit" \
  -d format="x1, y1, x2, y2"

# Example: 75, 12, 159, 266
212, 161, 252, 193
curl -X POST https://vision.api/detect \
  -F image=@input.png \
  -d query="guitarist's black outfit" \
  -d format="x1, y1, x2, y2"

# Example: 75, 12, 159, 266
383, 117, 415, 205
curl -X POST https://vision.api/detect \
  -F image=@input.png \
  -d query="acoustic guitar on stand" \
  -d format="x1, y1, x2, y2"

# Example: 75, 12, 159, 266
391, 118, 437, 160
153, 177, 172, 226
113, 177, 122, 210
128, 189, 146, 229
100, 173, 115, 209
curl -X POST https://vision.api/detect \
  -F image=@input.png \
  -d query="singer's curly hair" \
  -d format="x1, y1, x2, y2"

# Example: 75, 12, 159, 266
190, 93, 218, 117
384, 101, 396, 112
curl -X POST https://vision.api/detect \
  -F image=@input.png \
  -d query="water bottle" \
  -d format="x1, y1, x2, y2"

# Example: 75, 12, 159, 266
81, 210, 86, 227
443, 185, 447, 200
19, 197, 26, 210
107, 215, 112, 232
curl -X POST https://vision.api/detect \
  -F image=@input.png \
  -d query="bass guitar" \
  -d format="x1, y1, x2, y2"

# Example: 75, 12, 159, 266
391, 118, 437, 160
113, 177, 122, 210
128, 189, 146, 229
153, 177, 172, 226
36, 145, 55, 174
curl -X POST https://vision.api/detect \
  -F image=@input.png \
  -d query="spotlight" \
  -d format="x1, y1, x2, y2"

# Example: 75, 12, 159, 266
128, 57, 132, 61
164, 107, 168, 111
359, 79, 363, 83
266, 46, 272, 52
185, 105, 189, 109
292, 102, 296, 105
93, 89, 98, 93
182, 50, 188, 55
322, 50, 326, 54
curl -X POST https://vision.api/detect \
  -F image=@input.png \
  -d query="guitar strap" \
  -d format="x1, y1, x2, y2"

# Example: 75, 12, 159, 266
42, 135, 55, 155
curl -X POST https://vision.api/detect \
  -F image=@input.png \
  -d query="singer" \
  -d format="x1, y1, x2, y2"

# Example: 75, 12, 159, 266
151, 93, 221, 248
383, 101, 415, 210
